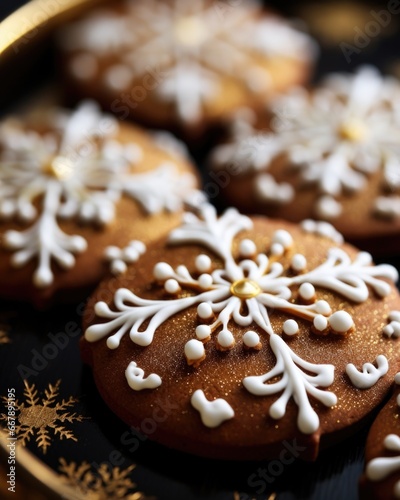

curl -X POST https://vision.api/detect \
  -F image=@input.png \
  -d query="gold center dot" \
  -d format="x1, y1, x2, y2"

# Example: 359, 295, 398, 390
230, 279, 261, 299
338, 119, 368, 142
174, 16, 206, 46
42, 156, 74, 180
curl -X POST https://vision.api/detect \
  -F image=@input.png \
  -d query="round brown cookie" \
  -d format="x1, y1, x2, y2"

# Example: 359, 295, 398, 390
58, 0, 316, 141
0, 101, 200, 307
360, 373, 400, 499
209, 66, 400, 254
82, 203, 400, 461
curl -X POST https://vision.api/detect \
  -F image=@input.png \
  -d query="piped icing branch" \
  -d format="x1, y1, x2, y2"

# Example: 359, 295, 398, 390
85, 203, 399, 434
0, 101, 197, 288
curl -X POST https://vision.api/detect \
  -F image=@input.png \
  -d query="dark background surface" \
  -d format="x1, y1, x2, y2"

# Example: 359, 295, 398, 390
0, 1, 400, 499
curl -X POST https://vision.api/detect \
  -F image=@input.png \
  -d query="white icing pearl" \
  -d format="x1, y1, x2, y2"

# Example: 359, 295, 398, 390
195, 254, 212, 273
390, 311, 400, 322
197, 302, 213, 319
291, 254, 307, 272
164, 279, 180, 294
104, 64, 133, 91
184, 339, 205, 360
153, 262, 174, 281
196, 324, 211, 340
328, 311, 353, 333
111, 260, 127, 276
313, 315, 328, 331
315, 195, 342, 219
272, 230, 293, 249
315, 300, 331, 315
270, 243, 284, 256
299, 283, 315, 300
122, 246, 139, 262
243, 330, 260, 348
104, 245, 121, 260
198, 274, 213, 289
218, 330, 235, 348
239, 239, 256, 258
283, 319, 299, 336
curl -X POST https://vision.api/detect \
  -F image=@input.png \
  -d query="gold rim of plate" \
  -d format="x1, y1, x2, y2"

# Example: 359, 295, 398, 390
0, 0, 104, 59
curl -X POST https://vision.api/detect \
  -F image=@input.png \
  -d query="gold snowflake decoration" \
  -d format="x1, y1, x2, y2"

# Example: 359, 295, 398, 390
0, 380, 85, 453
58, 459, 151, 500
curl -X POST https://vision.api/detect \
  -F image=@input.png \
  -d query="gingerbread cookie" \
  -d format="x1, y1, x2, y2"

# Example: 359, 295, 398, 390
59, 0, 316, 139
210, 66, 400, 253
361, 373, 400, 499
82, 203, 400, 461
0, 101, 200, 307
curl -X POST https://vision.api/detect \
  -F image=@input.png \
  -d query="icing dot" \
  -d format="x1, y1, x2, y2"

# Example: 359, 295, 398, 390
283, 319, 299, 336
198, 274, 213, 289
313, 315, 328, 332
218, 330, 235, 348
104, 64, 133, 91
239, 239, 256, 258
184, 339, 205, 361
315, 195, 342, 220
299, 283, 315, 301
104, 245, 121, 260
390, 311, 400, 322
153, 262, 173, 281
164, 279, 180, 294
122, 246, 139, 262
272, 230, 293, 250
270, 243, 284, 256
197, 302, 213, 319
395, 373, 400, 385
195, 254, 211, 273
196, 324, 211, 340
291, 254, 307, 272
315, 300, 331, 315
111, 260, 127, 276
243, 330, 260, 348
328, 311, 354, 333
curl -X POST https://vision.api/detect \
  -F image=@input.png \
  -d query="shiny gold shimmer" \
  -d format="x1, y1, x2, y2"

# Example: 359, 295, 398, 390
0, 380, 85, 453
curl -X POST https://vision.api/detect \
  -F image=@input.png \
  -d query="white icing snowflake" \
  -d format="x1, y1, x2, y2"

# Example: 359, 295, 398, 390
85, 203, 398, 434
62, 0, 315, 123
0, 101, 196, 288
212, 66, 400, 219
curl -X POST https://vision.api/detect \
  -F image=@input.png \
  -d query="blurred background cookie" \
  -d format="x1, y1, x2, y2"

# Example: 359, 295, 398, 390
0, 100, 200, 307
58, 0, 317, 143
209, 66, 400, 254
82, 203, 400, 461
